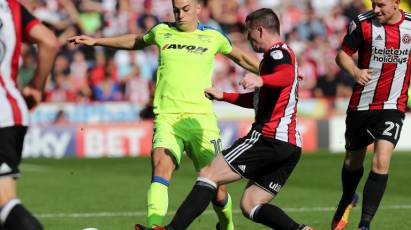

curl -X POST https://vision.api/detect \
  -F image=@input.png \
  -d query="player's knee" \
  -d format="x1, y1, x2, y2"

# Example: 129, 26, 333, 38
0, 187, 16, 206
372, 158, 390, 174
240, 197, 263, 219
240, 201, 264, 220
152, 149, 175, 178
344, 152, 365, 170
214, 185, 227, 204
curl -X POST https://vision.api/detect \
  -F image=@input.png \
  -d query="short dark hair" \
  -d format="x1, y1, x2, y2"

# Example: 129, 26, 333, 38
245, 8, 280, 34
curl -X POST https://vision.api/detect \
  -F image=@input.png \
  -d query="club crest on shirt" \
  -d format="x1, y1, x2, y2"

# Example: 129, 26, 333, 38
349, 21, 357, 34
270, 50, 283, 60
197, 35, 211, 43
402, 34, 411, 45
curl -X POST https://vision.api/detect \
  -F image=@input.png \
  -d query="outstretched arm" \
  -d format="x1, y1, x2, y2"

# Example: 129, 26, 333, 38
205, 88, 254, 108
225, 46, 259, 74
68, 34, 149, 50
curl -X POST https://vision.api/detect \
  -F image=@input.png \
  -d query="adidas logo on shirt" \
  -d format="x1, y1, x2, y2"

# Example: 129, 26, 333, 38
376, 34, 383, 40
238, 165, 246, 173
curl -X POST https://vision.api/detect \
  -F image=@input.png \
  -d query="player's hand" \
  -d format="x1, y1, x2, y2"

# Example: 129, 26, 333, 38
205, 87, 223, 100
353, 69, 372, 85
22, 86, 42, 110
67, 35, 97, 46
240, 73, 263, 90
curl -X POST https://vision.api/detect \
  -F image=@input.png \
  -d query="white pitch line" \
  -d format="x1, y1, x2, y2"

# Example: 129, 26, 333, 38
20, 164, 49, 172
36, 205, 411, 219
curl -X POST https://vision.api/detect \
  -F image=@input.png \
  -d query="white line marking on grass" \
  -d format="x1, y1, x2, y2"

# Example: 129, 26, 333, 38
36, 205, 411, 219
20, 164, 48, 172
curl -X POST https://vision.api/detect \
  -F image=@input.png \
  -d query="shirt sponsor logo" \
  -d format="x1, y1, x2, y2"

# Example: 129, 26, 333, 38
162, 43, 208, 54
269, 182, 282, 192
372, 47, 409, 64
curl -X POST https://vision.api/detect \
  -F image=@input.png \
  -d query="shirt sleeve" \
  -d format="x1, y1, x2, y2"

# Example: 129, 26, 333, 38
341, 18, 363, 56
222, 92, 254, 108
143, 23, 161, 45
261, 48, 295, 88
20, 4, 40, 41
217, 31, 233, 55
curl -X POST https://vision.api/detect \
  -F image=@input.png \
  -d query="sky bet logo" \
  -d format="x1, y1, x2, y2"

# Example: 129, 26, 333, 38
373, 47, 409, 64
162, 43, 208, 54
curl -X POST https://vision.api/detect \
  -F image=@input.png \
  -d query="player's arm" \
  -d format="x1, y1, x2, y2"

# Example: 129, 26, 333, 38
336, 50, 371, 86
24, 23, 58, 109
336, 18, 371, 86
68, 34, 149, 50
205, 88, 254, 108
225, 46, 259, 74
26, 24, 58, 91
240, 65, 295, 90
241, 49, 295, 90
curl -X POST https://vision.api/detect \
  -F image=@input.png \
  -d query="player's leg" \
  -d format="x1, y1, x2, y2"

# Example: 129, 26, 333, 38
147, 115, 184, 227
357, 140, 393, 229
241, 182, 310, 230
332, 111, 371, 230
147, 147, 176, 227
0, 126, 43, 230
213, 185, 234, 230
165, 153, 241, 230
241, 142, 310, 230
358, 110, 404, 229
332, 149, 365, 230
185, 114, 234, 230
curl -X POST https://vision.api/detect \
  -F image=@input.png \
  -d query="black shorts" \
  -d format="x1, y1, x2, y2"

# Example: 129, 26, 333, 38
0, 126, 27, 178
345, 109, 405, 151
222, 130, 301, 195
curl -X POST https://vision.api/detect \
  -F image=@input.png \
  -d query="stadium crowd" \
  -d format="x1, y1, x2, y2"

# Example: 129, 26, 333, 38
18, 0, 411, 108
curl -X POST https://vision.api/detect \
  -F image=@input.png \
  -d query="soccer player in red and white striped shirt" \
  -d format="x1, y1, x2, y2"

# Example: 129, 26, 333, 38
332, 0, 410, 230
0, 1, 57, 229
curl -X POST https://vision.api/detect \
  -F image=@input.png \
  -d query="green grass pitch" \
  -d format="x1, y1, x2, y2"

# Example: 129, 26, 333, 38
18, 152, 411, 230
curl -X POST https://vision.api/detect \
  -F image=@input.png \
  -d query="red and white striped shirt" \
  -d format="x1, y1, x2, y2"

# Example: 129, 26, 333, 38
0, 0, 40, 127
223, 42, 301, 147
342, 10, 411, 112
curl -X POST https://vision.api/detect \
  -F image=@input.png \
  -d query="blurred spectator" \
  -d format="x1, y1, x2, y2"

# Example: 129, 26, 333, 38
18, 45, 36, 88
92, 72, 122, 101
198, 0, 221, 30
125, 64, 152, 105
313, 60, 341, 97
45, 73, 76, 102
22, 0, 403, 106
89, 51, 107, 87
209, 0, 243, 33
296, 6, 326, 41
70, 50, 89, 90
53, 109, 69, 124
102, 0, 134, 37
136, 0, 161, 32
